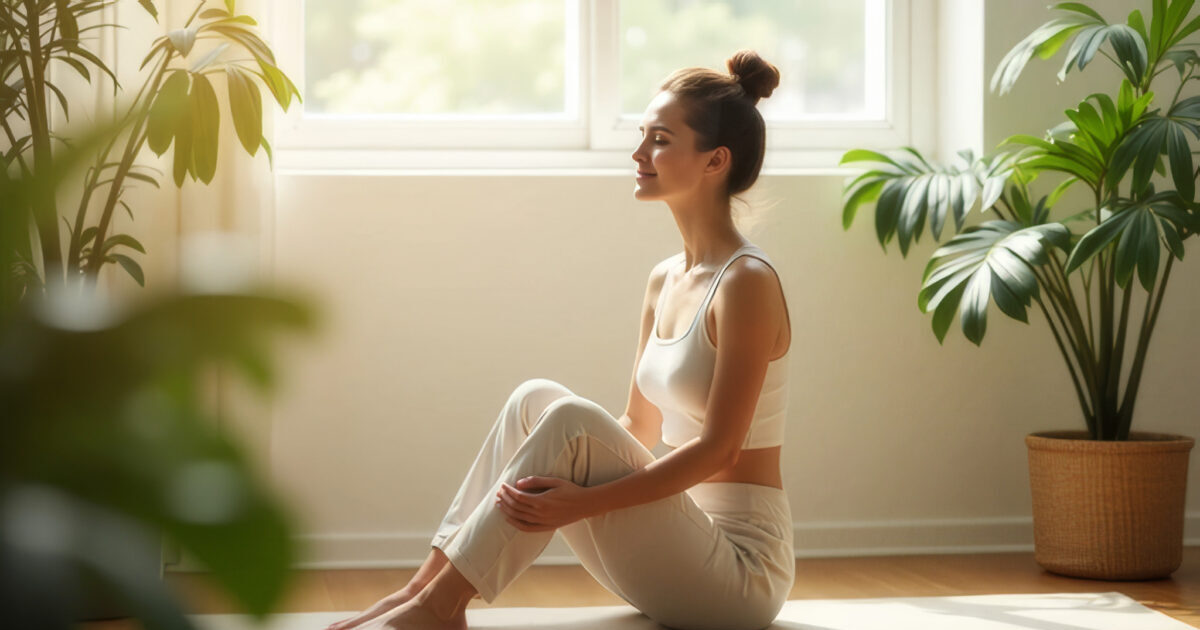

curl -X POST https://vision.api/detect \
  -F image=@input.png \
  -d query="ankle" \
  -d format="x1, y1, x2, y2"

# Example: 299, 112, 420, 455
412, 589, 467, 623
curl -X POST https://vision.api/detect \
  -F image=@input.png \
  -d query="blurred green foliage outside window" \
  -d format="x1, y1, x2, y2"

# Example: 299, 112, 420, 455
303, 0, 879, 121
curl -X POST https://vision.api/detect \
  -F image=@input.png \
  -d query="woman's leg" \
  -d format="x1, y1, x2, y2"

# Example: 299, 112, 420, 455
432, 394, 790, 630
327, 379, 573, 630
324, 548, 450, 630
348, 391, 788, 630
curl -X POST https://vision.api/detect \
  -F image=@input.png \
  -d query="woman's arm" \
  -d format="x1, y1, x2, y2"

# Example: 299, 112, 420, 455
617, 259, 672, 451
590, 257, 783, 514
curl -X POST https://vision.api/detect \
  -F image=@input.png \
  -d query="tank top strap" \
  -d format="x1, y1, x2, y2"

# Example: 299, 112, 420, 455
698, 245, 761, 308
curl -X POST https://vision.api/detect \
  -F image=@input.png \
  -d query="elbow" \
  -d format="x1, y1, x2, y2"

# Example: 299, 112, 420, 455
706, 442, 740, 473
721, 446, 741, 470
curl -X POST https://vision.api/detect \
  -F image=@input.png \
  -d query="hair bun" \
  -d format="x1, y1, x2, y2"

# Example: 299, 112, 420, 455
726, 50, 780, 105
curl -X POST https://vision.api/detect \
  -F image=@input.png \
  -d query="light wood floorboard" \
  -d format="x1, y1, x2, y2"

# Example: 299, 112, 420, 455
84, 550, 1200, 628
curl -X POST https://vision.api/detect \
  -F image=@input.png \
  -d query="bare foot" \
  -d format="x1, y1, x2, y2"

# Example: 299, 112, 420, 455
325, 585, 421, 630
359, 597, 468, 630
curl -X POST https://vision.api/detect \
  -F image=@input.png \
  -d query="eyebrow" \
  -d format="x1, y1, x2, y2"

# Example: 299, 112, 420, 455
637, 124, 674, 135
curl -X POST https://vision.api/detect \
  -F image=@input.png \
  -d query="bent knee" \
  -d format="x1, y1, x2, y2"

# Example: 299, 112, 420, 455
510, 378, 574, 431
511, 378, 571, 403
536, 395, 618, 434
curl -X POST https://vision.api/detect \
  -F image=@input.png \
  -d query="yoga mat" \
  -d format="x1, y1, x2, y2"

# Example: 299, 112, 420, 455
190, 591, 1196, 630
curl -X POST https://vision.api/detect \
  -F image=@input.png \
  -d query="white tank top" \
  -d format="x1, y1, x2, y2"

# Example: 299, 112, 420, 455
635, 245, 790, 449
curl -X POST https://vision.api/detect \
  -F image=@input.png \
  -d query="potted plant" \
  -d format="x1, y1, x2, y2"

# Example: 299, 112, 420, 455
1, 1, 312, 625
840, 0, 1197, 579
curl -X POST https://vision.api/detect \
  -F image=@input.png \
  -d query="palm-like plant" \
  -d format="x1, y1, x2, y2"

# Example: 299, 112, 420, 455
841, 0, 1200, 441
1, 0, 299, 304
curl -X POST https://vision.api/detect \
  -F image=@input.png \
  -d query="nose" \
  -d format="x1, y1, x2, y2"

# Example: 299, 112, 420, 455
631, 138, 649, 165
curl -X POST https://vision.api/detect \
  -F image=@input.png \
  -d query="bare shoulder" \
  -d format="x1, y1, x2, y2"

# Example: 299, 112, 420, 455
720, 255, 783, 301
709, 255, 789, 347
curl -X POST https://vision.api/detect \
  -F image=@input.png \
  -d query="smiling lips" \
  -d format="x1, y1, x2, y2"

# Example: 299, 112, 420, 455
636, 170, 657, 178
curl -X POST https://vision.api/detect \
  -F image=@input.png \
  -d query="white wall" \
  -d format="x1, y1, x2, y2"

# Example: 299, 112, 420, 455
210, 0, 1199, 568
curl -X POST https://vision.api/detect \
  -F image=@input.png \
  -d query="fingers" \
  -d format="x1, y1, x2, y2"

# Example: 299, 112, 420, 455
496, 489, 539, 521
499, 483, 541, 507
515, 475, 562, 491
495, 485, 559, 532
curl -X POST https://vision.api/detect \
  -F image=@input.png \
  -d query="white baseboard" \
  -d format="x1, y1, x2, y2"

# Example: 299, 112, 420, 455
167, 512, 1200, 571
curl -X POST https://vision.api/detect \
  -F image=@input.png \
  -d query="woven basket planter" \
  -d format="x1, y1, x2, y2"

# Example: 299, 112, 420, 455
1026, 431, 1194, 580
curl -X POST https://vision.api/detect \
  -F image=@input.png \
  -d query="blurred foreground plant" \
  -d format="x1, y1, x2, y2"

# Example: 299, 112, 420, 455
1, 38, 314, 630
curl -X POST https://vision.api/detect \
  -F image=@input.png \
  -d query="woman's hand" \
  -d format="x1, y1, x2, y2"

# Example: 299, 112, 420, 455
495, 476, 599, 532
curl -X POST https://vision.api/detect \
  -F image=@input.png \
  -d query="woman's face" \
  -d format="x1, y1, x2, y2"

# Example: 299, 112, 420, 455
631, 91, 719, 202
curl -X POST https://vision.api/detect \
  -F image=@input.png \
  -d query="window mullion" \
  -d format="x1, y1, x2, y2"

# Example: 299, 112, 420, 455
589, 0, 627, 150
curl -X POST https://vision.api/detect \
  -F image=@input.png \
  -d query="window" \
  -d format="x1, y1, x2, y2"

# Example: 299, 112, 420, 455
269, 0, 932, 170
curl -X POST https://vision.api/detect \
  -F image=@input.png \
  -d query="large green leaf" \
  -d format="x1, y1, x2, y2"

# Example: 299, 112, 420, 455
918, 221, 1069, 345
225, 65, 262, 156
1161, 0, 1199, 51
147, 70, 190, 156
206, 23, 277, 65
108, 252, 145, 286
101, 233, 146, 256
992, 11, 1098, 95
172, 103, 194, 187
138, 0, 158, 21
189, 73, 220, 184
254, 59, 301, 111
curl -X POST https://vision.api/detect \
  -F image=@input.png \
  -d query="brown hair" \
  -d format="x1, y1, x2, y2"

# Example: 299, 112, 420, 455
658, 50, 781, 196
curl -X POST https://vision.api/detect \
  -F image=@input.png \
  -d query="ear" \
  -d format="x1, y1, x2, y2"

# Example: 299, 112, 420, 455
704, 146, 732, 178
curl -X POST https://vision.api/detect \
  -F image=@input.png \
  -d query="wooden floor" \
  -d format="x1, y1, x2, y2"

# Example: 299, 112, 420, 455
87, 550, 1200, 628
79, 547, 1195, 624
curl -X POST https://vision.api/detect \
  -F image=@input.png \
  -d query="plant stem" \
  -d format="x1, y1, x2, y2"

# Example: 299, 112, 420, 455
1168, 65, 1194, 111
1033, 263, 1101, 427
20, 0, 62, 285
82, 51, 173, 282
1081, 266, 1095, 356
69, 45, 170, 280
1035, 295, 1095, 433
1103, 281, 1134, 438
1117, 256, 1174, 440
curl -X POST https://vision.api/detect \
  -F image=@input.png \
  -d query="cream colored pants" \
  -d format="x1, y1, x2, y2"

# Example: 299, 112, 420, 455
430, 378, 794, 630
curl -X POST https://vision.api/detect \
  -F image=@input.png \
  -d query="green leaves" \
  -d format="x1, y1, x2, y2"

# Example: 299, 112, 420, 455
1, 289, 315, 623
840, 148, 1022, 256
1065, 193, 1192, 290
992, 11, 1096, 95
147, 70, 189, 156
255, 58, 301, 112
138, 0, 159, 21
919, 222, 1069, 345
189, 74, 220, 184
1006, 83, 1157, 196
1109, 96, 1200, 199
226, 66, 262, 156
992, 2, 1158, 95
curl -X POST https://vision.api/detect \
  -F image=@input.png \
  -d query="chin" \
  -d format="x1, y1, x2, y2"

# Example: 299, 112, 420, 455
633, 185, 659, 201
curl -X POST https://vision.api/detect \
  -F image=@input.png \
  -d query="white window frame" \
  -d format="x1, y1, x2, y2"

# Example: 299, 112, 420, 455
268, 0, 935, 172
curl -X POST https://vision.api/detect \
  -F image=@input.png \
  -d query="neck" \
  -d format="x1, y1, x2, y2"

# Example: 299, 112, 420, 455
665, 192, 746, 273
